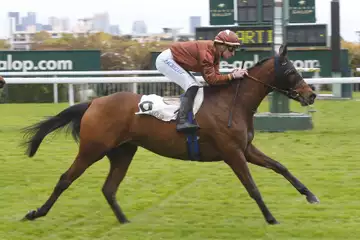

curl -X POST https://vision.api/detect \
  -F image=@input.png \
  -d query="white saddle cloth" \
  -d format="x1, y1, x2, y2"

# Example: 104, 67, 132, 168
135, 87, 204, 121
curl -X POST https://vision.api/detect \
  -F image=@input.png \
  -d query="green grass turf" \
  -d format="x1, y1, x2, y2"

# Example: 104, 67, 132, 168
1, 97, 360, 239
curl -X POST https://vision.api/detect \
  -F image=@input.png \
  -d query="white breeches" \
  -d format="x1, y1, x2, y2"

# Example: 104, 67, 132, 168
155, 49, 201, 91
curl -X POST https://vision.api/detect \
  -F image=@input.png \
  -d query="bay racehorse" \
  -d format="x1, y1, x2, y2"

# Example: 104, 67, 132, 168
0, 76, 5, 88
21, 45, 319, 225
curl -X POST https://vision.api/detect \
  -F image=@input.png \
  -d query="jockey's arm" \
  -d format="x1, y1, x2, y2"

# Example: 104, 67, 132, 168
200, 52, 232, 85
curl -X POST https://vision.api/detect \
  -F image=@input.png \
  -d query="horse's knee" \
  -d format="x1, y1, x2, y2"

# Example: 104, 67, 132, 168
102, 186, 116, 203
102, 186, 110, 197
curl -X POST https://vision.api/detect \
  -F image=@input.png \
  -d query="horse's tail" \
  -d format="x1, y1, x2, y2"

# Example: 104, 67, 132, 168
22, 102, 91, 157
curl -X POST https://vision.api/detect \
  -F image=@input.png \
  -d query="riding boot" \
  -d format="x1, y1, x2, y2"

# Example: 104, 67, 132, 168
176, 86, 200, 133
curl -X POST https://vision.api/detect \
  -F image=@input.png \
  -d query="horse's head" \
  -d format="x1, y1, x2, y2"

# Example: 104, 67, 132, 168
0, 76, 5, 89
272, 44, 317, 106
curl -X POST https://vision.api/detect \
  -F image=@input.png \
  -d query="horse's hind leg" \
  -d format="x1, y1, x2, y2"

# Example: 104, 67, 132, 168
245, 143, 319, 204
102, 143, 137, 224
23, 142, 107, 221
223, 148, 278, 225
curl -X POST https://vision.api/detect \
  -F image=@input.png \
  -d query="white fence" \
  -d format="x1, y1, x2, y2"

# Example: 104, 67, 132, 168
2, 68, 358, 106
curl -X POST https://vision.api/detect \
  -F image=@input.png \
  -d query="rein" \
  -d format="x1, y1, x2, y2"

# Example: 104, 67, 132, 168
247, 75, 299, 98
227, 79, 241, 127
227, 74, 300, 128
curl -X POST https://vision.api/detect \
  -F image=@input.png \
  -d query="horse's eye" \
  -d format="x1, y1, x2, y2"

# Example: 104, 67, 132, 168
284, 69, 295, 75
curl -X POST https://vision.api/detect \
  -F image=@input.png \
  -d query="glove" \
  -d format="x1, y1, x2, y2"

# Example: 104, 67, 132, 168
231, 68, 248, 79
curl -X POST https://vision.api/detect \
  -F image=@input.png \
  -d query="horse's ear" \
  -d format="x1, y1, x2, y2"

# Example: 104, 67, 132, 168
279, 44, 288, 57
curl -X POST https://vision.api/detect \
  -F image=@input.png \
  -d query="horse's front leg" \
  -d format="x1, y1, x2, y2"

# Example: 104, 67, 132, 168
221, 145, 279, 224
245, 143, 319, 204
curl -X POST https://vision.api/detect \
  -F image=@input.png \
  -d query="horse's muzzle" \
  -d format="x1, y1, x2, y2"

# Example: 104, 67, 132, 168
300, 92, 316, 106
308, 93, 317, 105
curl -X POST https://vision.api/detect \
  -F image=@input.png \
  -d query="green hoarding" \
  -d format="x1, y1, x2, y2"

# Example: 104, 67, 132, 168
151, 49, 350, 78
219, 49, 350, 77
289, 0, 316, 23
0, 50, 101, 103
0, 50, 101, 72
209, 0, 234, 25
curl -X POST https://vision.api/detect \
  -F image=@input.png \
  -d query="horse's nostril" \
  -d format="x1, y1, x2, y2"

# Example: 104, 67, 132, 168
310, 93, 317, 100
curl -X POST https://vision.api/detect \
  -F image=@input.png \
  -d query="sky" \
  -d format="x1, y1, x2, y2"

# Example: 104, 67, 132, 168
0, 0, 359, 42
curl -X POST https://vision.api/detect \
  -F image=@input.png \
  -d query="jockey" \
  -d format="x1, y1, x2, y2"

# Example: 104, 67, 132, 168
155, 29, 248, 133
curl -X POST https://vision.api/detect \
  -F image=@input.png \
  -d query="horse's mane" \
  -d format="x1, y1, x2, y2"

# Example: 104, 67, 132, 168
248, 56, 272, 71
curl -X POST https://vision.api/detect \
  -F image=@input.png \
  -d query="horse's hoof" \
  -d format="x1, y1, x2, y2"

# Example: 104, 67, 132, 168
23, 210, 37, 221
267, 218, 280, 225
120, 219, 130, 224
307, 195, 320, 204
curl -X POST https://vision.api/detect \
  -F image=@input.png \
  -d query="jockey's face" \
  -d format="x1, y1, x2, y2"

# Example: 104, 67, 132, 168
217, 44, 235, 59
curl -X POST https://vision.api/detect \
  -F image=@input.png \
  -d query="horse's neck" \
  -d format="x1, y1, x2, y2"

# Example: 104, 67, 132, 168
236, 67, 274, 114
203, 62, 275, 114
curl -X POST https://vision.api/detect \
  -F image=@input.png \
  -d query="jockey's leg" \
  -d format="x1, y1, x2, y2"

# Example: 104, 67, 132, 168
155, 49, 200, 133
176, 85, 199, 133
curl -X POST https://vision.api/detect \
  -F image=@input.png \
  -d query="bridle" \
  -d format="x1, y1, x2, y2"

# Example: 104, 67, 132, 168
247, 74, 301, 100
227, 56, 301, 128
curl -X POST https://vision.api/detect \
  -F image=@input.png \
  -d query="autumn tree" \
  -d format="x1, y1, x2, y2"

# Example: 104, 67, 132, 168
30, 32, 172, 70
26, 32, 173, 99
341, 40, 360, 75
30, 31, 52, 48
0, 39, 10, 50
